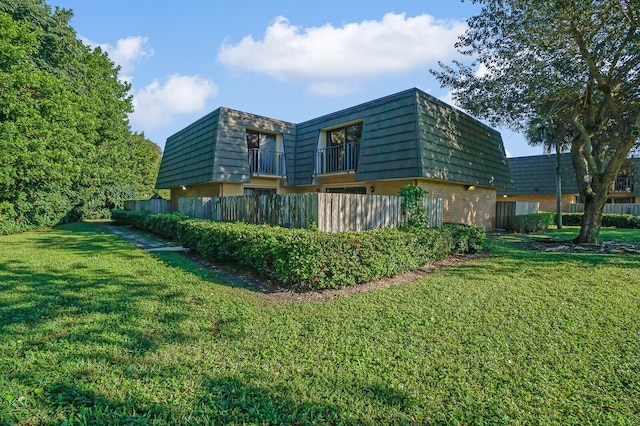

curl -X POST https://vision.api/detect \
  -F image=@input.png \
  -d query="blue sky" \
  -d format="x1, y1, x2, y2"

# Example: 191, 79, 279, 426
53, 0, 541, 158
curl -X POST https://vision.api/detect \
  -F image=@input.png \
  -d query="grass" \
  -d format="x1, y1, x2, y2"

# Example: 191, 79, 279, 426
544, 225, 640, 242
1, 222, 639, 424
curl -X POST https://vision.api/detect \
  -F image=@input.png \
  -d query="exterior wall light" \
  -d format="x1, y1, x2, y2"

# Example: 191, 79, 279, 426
465, 185, 476, 191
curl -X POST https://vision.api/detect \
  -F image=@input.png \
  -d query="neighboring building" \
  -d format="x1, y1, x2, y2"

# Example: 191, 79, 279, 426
156, 88, 512, 228
499, 154, 640, 212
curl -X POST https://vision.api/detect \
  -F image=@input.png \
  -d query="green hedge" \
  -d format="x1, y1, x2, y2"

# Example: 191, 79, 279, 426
111, 210, 485, 290
110, 209, 150, 229
507, 212, 555, 233
561, 212, 640, 228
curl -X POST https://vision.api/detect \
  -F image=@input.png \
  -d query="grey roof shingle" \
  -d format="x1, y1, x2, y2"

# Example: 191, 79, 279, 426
157, 88, 513, 190
499, 154, 578, 195
500, 154, 640, 196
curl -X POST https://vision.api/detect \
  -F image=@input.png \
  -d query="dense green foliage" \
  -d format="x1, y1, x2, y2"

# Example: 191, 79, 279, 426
398, 184, 429, 228
507, 212, 555, 233
1, 222, 639, 424
562, 212, 640, 229
111, 210, 485, 289
0, 1, 162, 234
433, 0, 640, 244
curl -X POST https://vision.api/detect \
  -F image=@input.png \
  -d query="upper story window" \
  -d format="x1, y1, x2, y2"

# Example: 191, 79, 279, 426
326, 123, 363, 147
246, 129, 276, 151
314, 122, 363, 175
246, 129, 285, 176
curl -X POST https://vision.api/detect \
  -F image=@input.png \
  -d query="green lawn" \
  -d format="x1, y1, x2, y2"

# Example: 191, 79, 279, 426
1, 223, 639, 424
545, 225, 640, 242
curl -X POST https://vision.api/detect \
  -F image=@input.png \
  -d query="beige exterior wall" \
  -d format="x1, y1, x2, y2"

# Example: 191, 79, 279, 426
607, 193, 639, 203
169, 177, 290, 210
168, 175, 500, 228
502, 194, 577, 212
312, 177, 498, 228
419, 180, 496, 229
170, 183, 222, 211
243, 177, 291, 194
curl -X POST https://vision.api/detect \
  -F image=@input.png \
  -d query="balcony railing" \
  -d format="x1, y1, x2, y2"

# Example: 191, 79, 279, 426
612, 176, 633, 192
248, 149, 286, 176
314, 142, 359, 175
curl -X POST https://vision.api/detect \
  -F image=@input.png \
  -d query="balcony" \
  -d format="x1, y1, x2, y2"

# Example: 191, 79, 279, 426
248, 149, 286, 177
611, 176, 633, 192
314, 142, 359, 175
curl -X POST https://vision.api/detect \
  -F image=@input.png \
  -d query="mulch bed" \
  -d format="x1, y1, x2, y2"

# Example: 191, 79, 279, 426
521, 238, 640, 254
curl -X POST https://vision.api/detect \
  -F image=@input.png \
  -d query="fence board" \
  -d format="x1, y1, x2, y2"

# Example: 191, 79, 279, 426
123, 199, 170, 214
127, 193, 442, 232
570, 203, 640, 215
495, 201, 539, 229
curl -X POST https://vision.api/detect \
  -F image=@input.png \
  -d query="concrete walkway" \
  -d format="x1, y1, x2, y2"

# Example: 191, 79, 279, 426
100, 223, 188, 252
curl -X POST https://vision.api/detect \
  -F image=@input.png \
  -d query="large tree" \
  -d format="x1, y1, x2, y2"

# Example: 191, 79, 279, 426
433, 0, 640, 244
0, 1, 162, 233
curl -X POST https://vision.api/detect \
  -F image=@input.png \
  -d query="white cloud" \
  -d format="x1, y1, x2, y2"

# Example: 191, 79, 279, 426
131, 74, 219, 130
217, 13, 466, 95
82, 35, 154, 81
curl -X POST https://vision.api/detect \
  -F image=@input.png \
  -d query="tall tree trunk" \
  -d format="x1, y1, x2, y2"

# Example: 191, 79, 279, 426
555, 142, 562, 229
575, 192, 607, 244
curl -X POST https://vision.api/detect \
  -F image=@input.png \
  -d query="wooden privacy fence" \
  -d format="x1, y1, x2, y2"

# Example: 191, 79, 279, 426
495, 201, 539, 229
570, 203, 640, 216
123, 199, 171, 214
177, 193, 443, 232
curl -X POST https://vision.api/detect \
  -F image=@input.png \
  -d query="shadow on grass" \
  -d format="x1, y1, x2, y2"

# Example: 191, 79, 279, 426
14, 377, 360, 425
198, 378, 352, 424
38, 381, 174, 424
0, 222, 252, 350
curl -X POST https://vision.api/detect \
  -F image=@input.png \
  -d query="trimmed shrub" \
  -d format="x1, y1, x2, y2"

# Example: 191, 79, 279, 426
143, 212, 189, 240
111, 209, 149, 229
111, 210, 485, 290
561, 213, 583, 226
603, 214, 640, 228
561, 213, 640, 229
507, 212, 555, 233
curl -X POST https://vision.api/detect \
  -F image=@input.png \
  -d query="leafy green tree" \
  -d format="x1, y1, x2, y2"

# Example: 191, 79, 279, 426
433, 0, 640, 244
0, 9, 80, 228
0, 1, 163, 233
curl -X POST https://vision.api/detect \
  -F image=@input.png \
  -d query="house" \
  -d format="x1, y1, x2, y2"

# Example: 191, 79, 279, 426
156, 88, 512, 228
499, 153, 640, 211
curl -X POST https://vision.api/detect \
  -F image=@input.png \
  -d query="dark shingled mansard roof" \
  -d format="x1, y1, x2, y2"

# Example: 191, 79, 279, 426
156, 88, 513, 190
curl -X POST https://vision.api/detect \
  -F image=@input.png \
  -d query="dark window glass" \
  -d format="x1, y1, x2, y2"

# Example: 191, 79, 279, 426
246, 130, 260, 149
328, 128, 345, 146
244, 187, 277, 196
325, 186, 366, 194
246, 129, 276, 150
346, 124, 362, 144
326, 123, 362, 147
